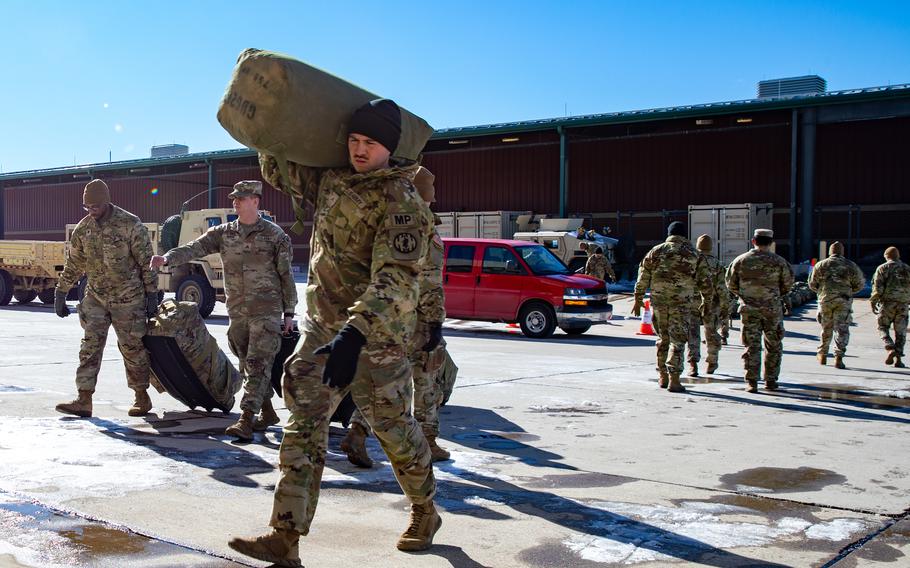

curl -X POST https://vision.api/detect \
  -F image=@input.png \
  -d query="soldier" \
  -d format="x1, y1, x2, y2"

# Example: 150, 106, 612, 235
54, 179, 159, 418
808, 241, 865, 369
584, 246, 616, 282
687, 235, 729, 375
340, 166, 449, 467
870, 247, 910, 368
149, 181, 297, 441
228, 99, 439, 567
726, 229, 794, 393
632, 221, 712, 393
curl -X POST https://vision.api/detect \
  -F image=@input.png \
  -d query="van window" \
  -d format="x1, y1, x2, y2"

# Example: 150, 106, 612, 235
482, 246, 526, 275
446, 245, 475, 273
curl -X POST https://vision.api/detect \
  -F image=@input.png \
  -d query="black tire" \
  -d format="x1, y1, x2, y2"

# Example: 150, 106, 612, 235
14, 290, 38, 304
518, 301, 557, 339
0, 270, 13, 306
176, 274, 217, 318
560, 324, 591, 335
38, 288, 56, 304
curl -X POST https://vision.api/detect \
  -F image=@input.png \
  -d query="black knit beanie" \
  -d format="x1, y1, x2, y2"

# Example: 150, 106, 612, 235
347, 99, 402, 153
667, 221, 687, 237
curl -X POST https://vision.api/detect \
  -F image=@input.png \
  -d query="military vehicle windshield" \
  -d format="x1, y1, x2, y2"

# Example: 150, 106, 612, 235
515, 245, 570, 276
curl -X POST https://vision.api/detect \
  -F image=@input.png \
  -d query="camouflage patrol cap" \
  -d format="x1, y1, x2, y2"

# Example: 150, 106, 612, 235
753, 228, 774, 239
228, 180, 263, 199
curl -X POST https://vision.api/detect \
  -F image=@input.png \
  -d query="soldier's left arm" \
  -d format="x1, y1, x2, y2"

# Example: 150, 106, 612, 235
275, 231, 298, 316
131, 222, 158, 293
695, 254, 714, 303
346, 196, 429, 339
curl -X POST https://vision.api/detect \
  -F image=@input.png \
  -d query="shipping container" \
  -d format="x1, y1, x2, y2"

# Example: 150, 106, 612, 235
450, 211, 532, 239
688, 203, 773, 265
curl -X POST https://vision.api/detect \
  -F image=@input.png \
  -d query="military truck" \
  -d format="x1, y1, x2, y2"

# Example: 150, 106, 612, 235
513, 217, 618, 274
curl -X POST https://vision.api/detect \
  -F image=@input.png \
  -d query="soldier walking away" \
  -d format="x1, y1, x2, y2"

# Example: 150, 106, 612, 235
726, 229, 794, 393
341, 166, 450, 467
228, 99, 439, 567
150, 181, 297, 441
870, 247, 910, 368
689, 235, 729, 375
584, 246, 616, 282
632, 222, 712, 393
54, 179, 159, 418
808, 241, 865, 369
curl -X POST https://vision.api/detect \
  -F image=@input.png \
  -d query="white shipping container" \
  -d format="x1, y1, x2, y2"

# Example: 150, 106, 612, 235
436, 213, 456, 238
688, 203, 773, 266
450, 211, 531, 239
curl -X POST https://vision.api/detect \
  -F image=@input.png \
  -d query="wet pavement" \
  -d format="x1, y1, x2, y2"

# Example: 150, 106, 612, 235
0, 288, 908, 567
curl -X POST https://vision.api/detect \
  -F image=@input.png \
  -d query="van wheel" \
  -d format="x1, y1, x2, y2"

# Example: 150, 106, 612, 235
176, 274, 217, 318
39, 288, 57, 304
0, 270, 14, 306
14, 290, 38, 304
518, 302, 557, 339
559, 324, 591, 335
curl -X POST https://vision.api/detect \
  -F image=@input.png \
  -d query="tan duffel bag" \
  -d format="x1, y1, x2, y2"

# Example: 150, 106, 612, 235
217, 48, 433, 168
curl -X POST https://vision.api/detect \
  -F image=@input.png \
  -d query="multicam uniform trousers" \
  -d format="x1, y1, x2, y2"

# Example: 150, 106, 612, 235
270, 320, 435, 535
75, 292, 149, 392
740, 304, 785, 386
227, 315, 283, 413
651, 304, 690, 376
878, 301, 909, 357
687, 304, 724, 366
817, 297, 853, 357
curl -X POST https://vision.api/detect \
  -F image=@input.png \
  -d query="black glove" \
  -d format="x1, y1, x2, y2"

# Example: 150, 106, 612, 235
54, 291, 70, 318
145, 292, 159, 319
314, 325, 366, 389
422, 323, 443, 352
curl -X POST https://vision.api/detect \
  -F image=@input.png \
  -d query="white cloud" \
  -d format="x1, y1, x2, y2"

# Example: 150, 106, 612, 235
114, 124, 123, 133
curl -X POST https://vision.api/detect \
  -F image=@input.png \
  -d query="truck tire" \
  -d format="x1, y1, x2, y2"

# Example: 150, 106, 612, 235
518, 301, 557, 339
0, 270, 14, 306
14, 290, 38, 304
559, 324, 591, 335
38, 288, 57, 304
176, 274, 217, 318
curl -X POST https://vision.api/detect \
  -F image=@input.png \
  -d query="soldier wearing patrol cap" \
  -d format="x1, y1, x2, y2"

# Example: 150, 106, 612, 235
726, 228, 794, 393
151, 180, 297, 440
230, 98, 439, 566
55, 178, 160, 418
870, 246, 910, 368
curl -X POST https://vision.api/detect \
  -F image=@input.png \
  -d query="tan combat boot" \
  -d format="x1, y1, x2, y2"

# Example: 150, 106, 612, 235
667, 374, 687, 393
340, 423, 373, 468
397, 501, 442, 551
834, 355, 846, 370
895, 356, 906, 369
128, 388, 152, 417
55, 390, 94, 418
426, 435, 451, 462
688, 363, 699, 377
745, 381, 758, 394
885, 349, 896, 365
817, 352, 827, 365
765, 379, 779, 391
228, 528, 301, 567
225, 410, 255, 441
706, 360, 718, 374
658, 371, 669, 389
253, 398, 281, 431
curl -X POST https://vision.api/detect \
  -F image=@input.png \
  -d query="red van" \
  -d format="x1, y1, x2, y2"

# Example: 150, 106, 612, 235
443, 238, 612, 338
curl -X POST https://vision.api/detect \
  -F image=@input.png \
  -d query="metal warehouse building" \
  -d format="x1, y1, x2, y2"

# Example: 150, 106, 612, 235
2, 80, 909, 266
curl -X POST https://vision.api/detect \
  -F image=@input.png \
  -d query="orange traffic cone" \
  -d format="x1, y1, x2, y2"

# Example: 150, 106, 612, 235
637, 299, 655, 336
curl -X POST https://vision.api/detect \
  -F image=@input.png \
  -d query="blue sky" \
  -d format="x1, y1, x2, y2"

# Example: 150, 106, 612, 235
1, 0, 907, 173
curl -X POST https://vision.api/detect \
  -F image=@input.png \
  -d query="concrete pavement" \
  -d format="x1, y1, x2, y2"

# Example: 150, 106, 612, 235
0, 286, 907, 567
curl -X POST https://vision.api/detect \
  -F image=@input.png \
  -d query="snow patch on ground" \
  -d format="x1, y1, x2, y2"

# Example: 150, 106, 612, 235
563, 500, 873, 564
0, 417, 188, 502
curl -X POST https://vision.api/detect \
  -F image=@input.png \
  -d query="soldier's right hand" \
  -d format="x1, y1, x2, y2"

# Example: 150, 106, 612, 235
314, 324, 367, 389
631, 298, 643, 318
871, 301, 880, 315
54, 291, 71, 318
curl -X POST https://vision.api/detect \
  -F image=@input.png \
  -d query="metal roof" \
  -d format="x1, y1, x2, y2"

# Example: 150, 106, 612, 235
430, 83, 910, 139
2, 82, 908, 181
